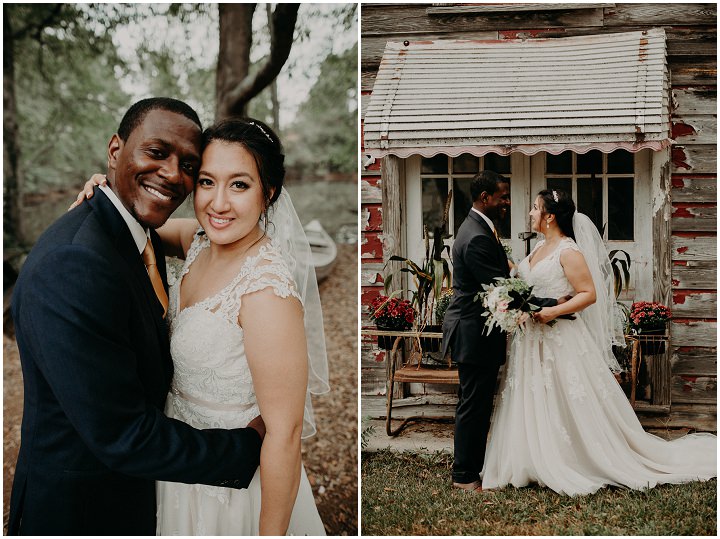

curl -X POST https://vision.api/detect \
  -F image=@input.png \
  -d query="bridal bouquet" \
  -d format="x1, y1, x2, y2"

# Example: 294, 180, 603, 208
475, 277, 574, 335
476, 277, 539, 334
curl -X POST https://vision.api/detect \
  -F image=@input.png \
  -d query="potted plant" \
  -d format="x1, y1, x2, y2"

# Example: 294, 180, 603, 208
369, 294, 416, 350
628, 301, 672, 355
384, 192, 453, 353
434, 288, 453, 326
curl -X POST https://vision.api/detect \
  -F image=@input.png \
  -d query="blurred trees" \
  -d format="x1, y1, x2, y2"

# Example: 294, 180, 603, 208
286, 42, 358, 176
4, 4, 130, 248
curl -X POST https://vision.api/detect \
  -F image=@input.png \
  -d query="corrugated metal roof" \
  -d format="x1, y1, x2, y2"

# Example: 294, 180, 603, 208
364, 29, 671, 158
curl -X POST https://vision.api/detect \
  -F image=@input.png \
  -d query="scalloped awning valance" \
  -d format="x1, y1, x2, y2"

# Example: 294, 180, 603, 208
363, 29, 671, 159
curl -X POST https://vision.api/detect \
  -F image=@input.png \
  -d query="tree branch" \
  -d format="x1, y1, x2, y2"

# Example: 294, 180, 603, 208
223, 3, 299, 118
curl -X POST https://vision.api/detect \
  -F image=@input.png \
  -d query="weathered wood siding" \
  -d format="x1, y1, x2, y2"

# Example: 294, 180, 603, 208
360, 3, 717, 431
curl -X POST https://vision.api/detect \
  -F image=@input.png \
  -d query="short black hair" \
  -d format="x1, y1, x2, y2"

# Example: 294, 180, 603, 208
202, 117, 285, 206
470, 170, 509, 202
117, 97, 202, 141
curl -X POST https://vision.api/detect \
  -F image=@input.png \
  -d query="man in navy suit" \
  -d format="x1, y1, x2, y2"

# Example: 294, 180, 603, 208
9, 98, 264, 535
441, 170, 512, 492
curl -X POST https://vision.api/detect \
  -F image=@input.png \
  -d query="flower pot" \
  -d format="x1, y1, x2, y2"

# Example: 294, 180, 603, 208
376, 325, 403, 351
637, 327, 667, 355
419, 324, 442, 353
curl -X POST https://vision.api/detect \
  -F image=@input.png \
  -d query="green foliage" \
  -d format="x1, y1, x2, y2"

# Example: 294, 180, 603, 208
9, 4, 132, 192
362, 450, 717, 535
609, 249, 631, 298
286, 42, 358, 175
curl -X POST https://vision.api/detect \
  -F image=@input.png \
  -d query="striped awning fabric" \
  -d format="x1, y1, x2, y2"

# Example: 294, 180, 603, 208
364, 29, 671, 158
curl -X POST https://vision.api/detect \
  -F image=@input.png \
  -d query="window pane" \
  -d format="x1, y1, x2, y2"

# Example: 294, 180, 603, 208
546, 151, 572, 174
452, 178, 473, 237
546, 178, 572, 199
576, 177, 603, 234
608, 178, 634, 240
452, 153, 478, 174
607, 149, 634, 174
421, 155, 448, 174
483, 153, 511, 174
422, 178, 449, 236
577, 150, 603, 175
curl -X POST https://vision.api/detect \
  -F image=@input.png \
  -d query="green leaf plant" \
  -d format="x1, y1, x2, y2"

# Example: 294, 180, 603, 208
383, 191, 453, 329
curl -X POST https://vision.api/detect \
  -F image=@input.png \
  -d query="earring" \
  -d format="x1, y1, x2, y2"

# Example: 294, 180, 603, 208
546, 221, 550, 229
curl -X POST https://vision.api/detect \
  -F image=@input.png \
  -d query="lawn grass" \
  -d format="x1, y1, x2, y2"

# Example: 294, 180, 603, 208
361, 450, 717, 535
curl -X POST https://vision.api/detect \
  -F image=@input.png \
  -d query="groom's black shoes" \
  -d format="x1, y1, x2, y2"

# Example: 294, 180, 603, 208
452, 480, 483, 493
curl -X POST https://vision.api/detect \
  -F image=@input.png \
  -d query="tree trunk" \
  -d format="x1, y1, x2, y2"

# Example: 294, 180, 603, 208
266, 3, 280, 131
3, 6, 24, 248
215, 3, 299, 121
216, 3, 255, 120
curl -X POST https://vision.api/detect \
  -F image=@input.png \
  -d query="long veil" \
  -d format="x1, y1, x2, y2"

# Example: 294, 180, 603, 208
265, 189, 331, 438
572, 212, 625, 373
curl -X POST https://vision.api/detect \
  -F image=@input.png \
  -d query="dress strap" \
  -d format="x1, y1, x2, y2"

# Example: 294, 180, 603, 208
179, 228, 210, 279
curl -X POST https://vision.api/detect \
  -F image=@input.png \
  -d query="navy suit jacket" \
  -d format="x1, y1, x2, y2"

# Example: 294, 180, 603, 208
441, 210, 510, 365
9, 188, 262, 535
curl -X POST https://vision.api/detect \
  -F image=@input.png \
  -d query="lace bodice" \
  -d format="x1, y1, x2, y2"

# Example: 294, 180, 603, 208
518, 237, 580, 299
165, 231, 302, 430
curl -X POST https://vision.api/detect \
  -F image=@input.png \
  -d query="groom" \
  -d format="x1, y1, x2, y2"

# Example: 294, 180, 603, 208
9, 98, 264, 535
441, 170, 512, 492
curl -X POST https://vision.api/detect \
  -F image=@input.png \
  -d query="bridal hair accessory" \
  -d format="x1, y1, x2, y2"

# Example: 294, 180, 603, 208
248, 121, 274, 143
572, 212, 624, 372
552, 190, 559, 202
264, 189, 330, 438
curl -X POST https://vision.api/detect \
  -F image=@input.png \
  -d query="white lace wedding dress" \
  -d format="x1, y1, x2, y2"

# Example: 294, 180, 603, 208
156, 232, 325, 535
482, 237, 717, 495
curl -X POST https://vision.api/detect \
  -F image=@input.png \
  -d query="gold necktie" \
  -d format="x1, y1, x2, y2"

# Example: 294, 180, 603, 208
493, 228, 500, 243
142, 239, 168, 318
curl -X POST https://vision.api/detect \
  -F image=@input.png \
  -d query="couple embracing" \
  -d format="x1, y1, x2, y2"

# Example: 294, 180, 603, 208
9, 98, 329, 535
443, 170, 716, 495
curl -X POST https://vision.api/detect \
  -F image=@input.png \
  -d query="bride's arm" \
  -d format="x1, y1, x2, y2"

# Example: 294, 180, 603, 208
240, 289, 307, 536
155, 218, 198, 259
534, 249, 596, 324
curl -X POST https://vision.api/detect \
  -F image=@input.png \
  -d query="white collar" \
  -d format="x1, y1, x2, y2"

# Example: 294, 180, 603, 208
99, 183, 149, 254
471, 207, 496, 233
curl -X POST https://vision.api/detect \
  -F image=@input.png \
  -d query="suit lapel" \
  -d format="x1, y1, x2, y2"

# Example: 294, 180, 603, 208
87, 189, 168, 335
467, 210, 510, 276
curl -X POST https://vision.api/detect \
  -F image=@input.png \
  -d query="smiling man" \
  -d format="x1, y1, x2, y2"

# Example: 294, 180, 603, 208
8, 98, 265, 535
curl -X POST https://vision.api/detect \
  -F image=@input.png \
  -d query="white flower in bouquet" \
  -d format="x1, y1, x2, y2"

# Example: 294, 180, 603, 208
476, 277, 537, 335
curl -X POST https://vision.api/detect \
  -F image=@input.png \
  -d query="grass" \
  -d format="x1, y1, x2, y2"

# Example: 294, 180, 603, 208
361, 450, 717, 535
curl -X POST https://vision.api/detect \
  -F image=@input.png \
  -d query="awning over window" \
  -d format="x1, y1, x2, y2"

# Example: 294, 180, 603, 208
364, 29, 671, 158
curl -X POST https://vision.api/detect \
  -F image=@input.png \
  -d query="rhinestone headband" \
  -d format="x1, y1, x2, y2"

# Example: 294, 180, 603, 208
248, 121, 273, 144
552, 190, 559, 202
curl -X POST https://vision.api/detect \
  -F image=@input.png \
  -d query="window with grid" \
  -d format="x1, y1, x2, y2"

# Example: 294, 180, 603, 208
420, 153, 512, 240
545, 149, 635, 241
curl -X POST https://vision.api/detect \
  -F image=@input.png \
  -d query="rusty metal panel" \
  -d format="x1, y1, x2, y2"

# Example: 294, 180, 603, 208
364, 29, 671, 158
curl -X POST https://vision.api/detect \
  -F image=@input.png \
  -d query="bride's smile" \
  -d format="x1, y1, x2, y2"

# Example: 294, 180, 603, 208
194, 141, 269, 249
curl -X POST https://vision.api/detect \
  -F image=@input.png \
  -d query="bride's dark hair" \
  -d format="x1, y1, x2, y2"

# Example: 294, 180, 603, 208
538, 188, 576, 241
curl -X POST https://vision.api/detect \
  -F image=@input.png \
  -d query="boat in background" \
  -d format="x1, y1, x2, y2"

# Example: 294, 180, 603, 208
304, 219, 337, 282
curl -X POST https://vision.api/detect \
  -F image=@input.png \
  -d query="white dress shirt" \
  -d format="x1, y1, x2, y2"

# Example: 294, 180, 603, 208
99, 183, 149, 254
470, 206, 497, 236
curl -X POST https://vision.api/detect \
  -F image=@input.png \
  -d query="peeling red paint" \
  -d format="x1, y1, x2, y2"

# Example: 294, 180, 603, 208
671, 147, 691, 170
671, 177, 686, 188
361, 286, 382, 307
673, 260, 688, 266
364, 205, 383, 231
672, 121, 697, 139
672, 206, 694, 218
673, 291, 689, 304
375, 351, 386, 363
671, 279, 680, 286
361, 233, 383, 260
676, 246, 690, 254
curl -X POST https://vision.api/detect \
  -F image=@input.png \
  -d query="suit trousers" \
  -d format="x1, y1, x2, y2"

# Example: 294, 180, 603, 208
452, 361, 501, 484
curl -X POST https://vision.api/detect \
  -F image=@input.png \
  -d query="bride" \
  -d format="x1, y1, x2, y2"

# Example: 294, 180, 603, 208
482, 188, 716, 495
77, 118, 329, 535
